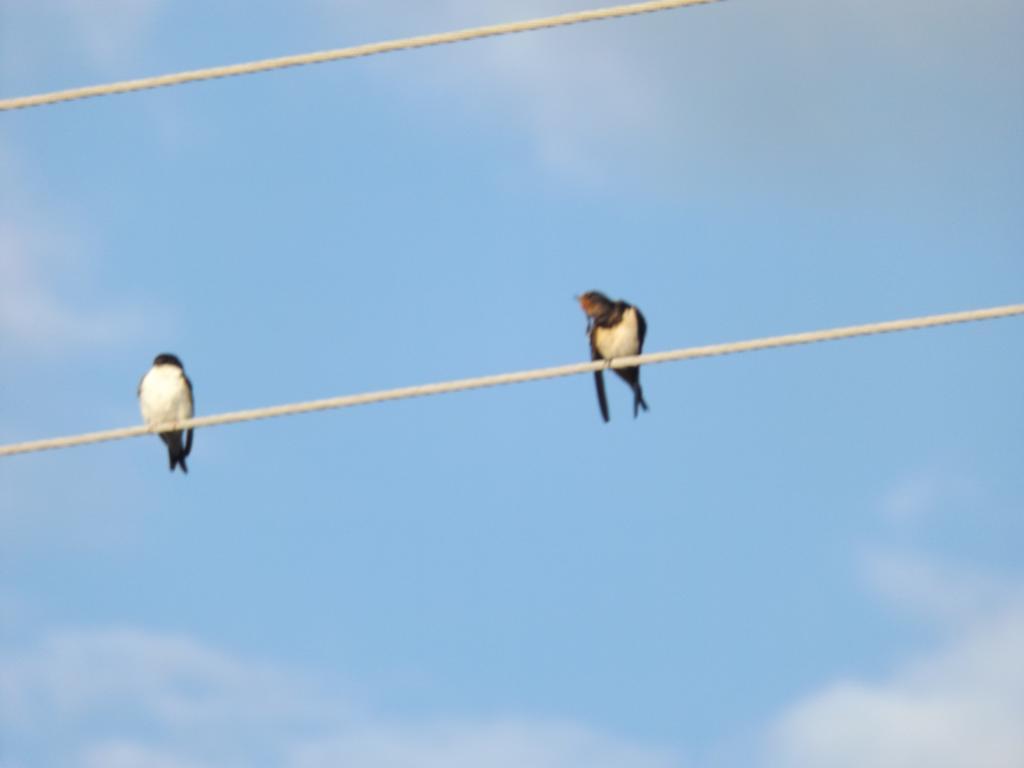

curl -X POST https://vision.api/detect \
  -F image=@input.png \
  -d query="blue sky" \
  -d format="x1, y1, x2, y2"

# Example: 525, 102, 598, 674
1, 0, 1023, 766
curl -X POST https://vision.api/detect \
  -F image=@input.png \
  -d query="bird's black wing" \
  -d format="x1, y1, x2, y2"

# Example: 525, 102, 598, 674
630, 306, 649, 416
590, 337, 610, 422
183, 373, 195, 458
635, 306, 647, 353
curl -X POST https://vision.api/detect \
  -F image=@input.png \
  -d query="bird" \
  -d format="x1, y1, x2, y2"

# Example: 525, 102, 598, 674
577, 291, 649, 422
138, 353, 194, 473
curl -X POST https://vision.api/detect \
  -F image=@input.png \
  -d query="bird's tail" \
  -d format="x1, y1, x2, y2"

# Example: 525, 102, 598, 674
594, 371, 610, 423
633, 384, 649, 418
613, 366, 649, 419
163, 431, 189, 474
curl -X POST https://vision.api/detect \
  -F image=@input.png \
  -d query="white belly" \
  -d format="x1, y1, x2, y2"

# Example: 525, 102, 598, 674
594, 307, 640, 359
139, 366, 192, 425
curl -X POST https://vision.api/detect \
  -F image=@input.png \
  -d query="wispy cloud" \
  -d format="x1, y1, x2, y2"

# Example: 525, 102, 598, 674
0, 145, 153, 354
313, 0, 1024, 191
0, 628, 340, 732
57, 0, 166, 70
0, 0, 166, 82
878, 468, 980, 527
4, 553, 1022, 768
768, 604, 1024, 768
289, 720, 678, 768
863, 551, 1020, 626
0, 626, 680, 768
313, 0, 676, 185
765, 466, 1024, 768
0, 221, 129, 351
879, 471, 945, 525
767, 550, 1024, 768
79, 742, 214, 768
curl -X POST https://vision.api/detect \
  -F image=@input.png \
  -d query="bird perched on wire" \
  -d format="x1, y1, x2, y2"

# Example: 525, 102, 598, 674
138, 353, 194, 473
578, 291, 649, 422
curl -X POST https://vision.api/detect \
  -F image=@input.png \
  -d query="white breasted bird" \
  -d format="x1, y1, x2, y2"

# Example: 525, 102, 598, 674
578, 291, 649, 422
138, 353, 194, 473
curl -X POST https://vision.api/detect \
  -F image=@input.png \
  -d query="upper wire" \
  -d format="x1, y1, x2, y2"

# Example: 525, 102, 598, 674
0, 0, 720, 111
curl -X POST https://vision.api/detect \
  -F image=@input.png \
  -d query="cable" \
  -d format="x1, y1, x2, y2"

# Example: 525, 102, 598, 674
1, 304, 1020, 458
0, 0, 720, 112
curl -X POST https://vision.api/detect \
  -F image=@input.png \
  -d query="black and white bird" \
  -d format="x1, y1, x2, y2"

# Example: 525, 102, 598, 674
578, 291, 649, 422
138, 353, 194, 473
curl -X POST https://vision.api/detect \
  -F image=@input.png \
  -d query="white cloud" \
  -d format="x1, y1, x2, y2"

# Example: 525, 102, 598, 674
764, 535, 1024, 768
878, 469, 980, 527
289, 720, 678, 768
765, 462, 1024, 768
0, 0, 166, 80
0, 627, 680, 768
311, 0, 695, 184
313, 0, 1023, 190
4, 558, 1022, 768
0, 628, 339, 733
879, 471, 944, 525
0, 220, 128, 351
863, 551, 1020, 626
425, 0, 668, 181
768, 604, 1024, 768
0, 145, 152, 353
58, 0, 166, 69
79, 742, 214, 768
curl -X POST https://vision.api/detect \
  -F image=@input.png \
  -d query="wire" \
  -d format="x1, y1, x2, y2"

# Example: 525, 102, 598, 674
1, 304, 1020, 458
0, 0, 720, 112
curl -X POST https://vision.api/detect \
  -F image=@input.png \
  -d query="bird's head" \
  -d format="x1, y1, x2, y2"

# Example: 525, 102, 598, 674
153, 353, 184, 369
576, 291, 612, 318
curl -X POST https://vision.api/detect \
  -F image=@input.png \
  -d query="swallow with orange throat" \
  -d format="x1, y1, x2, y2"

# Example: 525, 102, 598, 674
577, 291, 649, 422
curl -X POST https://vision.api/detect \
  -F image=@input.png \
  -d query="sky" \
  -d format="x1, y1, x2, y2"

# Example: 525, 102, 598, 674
1, 0, 1023, 766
